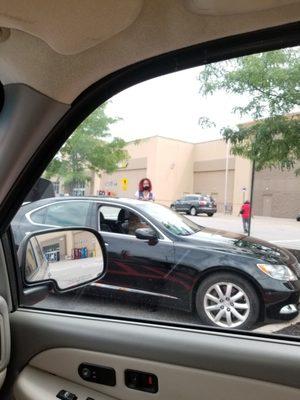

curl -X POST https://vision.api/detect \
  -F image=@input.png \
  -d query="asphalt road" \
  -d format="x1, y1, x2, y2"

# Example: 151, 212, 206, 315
37, 289, 300, 336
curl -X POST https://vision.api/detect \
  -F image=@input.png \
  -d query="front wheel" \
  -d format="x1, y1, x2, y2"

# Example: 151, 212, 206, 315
190, 207, 197, 216
207, 212, 214, 217
195, 272, 259, 330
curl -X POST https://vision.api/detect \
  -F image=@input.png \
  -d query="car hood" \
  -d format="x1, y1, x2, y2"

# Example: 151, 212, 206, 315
181, 227, 298, 268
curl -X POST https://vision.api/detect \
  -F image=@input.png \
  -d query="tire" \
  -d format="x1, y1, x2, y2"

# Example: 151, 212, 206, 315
190, 207, 197, 216
297, 217, 300, 221
207, 213, 214, 217
195, 272, 259, 330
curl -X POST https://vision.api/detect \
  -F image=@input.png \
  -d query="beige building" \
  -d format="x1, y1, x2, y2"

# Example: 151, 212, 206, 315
92, 136, 253, 215
54, 135, 300, 218
253, 162, 300, 218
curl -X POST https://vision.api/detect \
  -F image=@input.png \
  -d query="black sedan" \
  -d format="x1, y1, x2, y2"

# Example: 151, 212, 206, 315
12, 197, 300, 329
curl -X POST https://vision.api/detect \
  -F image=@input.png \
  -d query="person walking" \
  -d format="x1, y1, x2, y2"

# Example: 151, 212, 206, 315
239, 200, 251, 234
135, 178, 155, 201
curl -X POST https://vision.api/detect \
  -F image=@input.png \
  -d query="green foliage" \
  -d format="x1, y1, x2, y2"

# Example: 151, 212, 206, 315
44, 104, 128, 187
198, 47, 300, 172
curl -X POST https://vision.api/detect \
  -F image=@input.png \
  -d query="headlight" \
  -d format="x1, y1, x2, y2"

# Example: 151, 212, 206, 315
257, 263, 297, 281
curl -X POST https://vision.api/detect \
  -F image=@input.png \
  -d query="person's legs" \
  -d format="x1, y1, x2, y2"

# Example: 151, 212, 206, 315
242, 218, 249, 233
242, 218, 246, 233
243, 218, 250, 233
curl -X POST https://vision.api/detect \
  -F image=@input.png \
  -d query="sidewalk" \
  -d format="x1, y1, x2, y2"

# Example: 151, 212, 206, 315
188, 214, 300, 250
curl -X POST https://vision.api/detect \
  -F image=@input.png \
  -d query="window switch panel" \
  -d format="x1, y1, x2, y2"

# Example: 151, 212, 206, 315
78, 363, 116, 386
125, 369, 158, 393
56, 390, 77, 400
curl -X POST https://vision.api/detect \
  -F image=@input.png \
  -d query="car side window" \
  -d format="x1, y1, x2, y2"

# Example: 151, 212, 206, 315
185, 196, 197, 201
43, 202, 90, 226
99, 205, 150, 235
31, 207, 47, 224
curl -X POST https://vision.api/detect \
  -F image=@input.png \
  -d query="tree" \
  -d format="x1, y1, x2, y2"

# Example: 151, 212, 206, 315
198, 48, 300, 172
44, 103, 128, 191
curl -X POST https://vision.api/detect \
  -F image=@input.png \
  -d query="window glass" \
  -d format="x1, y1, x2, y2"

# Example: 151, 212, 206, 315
138, 203, 201, 236
44, 202, 90, 226
99, 205, 150, 235
11, 45, 300, 339
100, 206, 121, 221
185, 196, 198, 201
31, 207, 47, 224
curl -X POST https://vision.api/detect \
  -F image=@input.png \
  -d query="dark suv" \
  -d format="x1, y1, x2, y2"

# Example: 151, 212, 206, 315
170, 194, 217, 216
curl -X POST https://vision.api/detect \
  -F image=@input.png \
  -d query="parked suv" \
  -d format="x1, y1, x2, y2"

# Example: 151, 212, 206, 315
170, 194, 217, 216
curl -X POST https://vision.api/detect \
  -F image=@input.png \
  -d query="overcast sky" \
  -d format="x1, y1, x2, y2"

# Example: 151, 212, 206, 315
106, 65, 251, 143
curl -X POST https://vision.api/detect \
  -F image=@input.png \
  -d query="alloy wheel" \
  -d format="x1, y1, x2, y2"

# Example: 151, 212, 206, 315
203, 281, 250, 328
190, 207, 196, 216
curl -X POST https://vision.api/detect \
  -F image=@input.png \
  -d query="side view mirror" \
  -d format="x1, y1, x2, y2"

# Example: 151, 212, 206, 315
135, 228, 158, 245
18, 228, 106, 292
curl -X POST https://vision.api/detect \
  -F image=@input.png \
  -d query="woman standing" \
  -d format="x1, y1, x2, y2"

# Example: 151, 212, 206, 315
135, 178, 155, 201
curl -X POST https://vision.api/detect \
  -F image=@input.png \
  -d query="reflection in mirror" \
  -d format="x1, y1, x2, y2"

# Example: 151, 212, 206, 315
25, 230, 104, 290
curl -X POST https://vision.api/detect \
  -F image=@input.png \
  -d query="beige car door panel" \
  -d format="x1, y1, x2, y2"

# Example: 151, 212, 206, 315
13, 347, 300, 400
9, 308, 300, 400
14, 366, 115, 400
0, 295, 11, 392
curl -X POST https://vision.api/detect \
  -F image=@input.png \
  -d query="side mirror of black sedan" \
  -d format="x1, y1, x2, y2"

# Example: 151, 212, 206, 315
135, 228, 158, 245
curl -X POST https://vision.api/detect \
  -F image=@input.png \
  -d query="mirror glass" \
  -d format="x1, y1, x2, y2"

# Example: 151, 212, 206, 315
24, 229, 104, 290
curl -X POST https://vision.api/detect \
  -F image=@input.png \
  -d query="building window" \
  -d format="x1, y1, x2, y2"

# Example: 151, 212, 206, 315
72, 182, 86, 197
52, 181, 60, 195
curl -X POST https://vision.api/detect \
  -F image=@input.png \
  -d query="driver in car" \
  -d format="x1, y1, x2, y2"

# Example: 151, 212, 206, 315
127, 213, 148, 235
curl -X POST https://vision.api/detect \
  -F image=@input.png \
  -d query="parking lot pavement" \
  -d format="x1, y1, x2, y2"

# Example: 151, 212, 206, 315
37, 291, 300, 336
188, 214, 300, 250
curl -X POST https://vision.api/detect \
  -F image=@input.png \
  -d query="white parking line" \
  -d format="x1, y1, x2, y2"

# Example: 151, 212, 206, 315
270, 239, 300, 243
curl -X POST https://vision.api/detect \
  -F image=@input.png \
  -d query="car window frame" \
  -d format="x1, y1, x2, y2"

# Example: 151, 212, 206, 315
2, 22, 299, 339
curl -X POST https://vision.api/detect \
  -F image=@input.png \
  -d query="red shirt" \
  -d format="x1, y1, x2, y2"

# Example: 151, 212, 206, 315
241, 203, 251, 219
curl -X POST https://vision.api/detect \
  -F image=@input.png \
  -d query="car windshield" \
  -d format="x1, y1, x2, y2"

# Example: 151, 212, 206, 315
137, 202, 202, 236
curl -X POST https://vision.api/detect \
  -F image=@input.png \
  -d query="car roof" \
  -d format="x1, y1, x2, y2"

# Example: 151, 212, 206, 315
0, 2, 299, 104
19, 196, 149, 210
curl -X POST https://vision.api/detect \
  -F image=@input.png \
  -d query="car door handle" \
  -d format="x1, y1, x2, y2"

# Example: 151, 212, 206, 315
105, 243, 109, 247
121, 250, 130, 258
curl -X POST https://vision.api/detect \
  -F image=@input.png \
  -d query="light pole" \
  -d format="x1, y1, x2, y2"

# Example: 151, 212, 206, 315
248, 160, 256, 236
224, 141, 230, 214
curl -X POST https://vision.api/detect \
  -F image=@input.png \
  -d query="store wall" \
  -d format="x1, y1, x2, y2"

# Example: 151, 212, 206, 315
253, 163, 300, 218
152, 137, 194, 205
